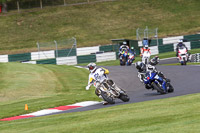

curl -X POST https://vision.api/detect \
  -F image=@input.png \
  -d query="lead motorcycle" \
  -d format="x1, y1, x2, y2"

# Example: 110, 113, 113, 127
142, 50, 151, 65
177, 46, 190, 65
143, 70, 174, 94
95, 79, 130, 104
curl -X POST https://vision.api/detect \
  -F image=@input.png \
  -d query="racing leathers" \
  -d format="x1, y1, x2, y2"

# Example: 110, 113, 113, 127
176, 43, 188, 57
86, 67, 110, 94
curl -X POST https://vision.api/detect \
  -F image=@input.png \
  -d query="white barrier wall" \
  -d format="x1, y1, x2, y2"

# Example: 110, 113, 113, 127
77, 46, 99, 56
96, 52, 116, 62
163, 36, 183, 45
138, 41, 143, 47
22, 61, 37, 64
56, 56, 77, 65
31, 50, 55, 60
150, 46, 159, 55
173, 42, 191, 51
0, 55, 8, 62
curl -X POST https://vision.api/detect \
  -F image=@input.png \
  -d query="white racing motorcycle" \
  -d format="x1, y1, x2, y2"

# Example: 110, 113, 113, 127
177, 46, 190, 65
142, 51, 151, 65
95, 79, 130, 104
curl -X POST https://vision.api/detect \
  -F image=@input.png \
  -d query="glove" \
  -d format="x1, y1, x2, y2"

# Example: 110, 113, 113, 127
86, 85, 90, 90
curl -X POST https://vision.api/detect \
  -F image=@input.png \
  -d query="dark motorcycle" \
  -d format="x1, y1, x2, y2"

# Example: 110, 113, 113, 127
143, 71, 174, 94
120, 50, 129, 66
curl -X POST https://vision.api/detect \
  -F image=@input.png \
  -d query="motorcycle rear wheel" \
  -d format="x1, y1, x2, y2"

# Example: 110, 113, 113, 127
152, 82, 166, 94
101, 91, 115, 104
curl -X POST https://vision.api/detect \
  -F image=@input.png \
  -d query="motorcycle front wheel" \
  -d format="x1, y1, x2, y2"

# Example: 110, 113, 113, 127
152, 82, 166, 94
101, 91, 115, 104
119, 93, 130, 102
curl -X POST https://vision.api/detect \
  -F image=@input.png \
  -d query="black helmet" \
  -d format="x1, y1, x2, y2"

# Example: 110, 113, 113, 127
135, 61, 145, 71
150, 56, 159, 65
87, 63, 96, 73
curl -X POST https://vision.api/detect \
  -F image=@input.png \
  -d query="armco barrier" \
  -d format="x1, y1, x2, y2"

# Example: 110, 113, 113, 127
99, 44, 119, 52
96, 52, 116, 62
158, 44, 174, 53
36, 59, 56, 64
31, 50, 55, 60
77, 54, 96, 64
56, 56, 77, 65
184, 34, 200, 42
8, 53, 31, 62
56, 49, 76, 57
163, 36, 183, 45
149, 39, 163, 46
191, 41, 200, 49
149, 46, 159, 55
77, 46, 99, 56
0, 55, 8, 62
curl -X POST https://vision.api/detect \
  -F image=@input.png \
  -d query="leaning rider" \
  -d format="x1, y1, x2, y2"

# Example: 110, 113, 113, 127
85, 63, 113, 105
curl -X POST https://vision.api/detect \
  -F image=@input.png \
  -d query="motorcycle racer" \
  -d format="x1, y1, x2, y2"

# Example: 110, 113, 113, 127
85, 63, 113, 105
176, 39, 188, 57
140, 45, 151, 57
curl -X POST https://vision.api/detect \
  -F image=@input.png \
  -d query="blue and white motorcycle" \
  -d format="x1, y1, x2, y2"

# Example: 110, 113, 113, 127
143, 71, 174, 94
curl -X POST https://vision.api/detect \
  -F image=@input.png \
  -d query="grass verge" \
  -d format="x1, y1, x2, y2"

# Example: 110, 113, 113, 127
0, 62, 98, 119
0, 93, 200, 133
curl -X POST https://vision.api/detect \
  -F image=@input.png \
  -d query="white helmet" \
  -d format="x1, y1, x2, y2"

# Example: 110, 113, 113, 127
144, 45, 148, 49
123, 41, 127, 45
147, 65, 156, 72
87, 63, 97, 73
178, 39, 183, 43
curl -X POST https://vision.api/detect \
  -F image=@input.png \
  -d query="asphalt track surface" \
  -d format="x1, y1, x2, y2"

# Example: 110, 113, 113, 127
47, 58, 200, 117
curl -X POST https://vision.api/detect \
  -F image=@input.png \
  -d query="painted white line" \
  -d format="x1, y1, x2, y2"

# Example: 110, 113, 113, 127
22, 109, 63, 117
75, 66, 88, 70
71, 101, 101, 107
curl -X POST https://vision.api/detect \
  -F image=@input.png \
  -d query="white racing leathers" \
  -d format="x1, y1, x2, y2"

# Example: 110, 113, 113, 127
87, 68, 107, 88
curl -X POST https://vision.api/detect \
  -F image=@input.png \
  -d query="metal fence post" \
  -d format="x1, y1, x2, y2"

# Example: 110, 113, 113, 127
54, 40, 58, 58
40, 0, 43, 9
37, 42, 40, 60
64, 0, 66, 6
17, 0, 20, 13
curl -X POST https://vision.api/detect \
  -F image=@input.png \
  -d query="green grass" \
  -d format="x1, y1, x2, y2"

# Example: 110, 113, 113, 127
0, 93, 200, 133
0, 62, 99, 119
0, 0, 200, 54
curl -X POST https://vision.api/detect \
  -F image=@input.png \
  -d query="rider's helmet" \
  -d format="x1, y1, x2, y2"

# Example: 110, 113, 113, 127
87, 63, 97, 73
150, 56, 160, 65
144, 45, 149, 49
178, 39, 183, 43
123, 41, 127, 45
135, 61, 145, 71
146, 65, 156, 72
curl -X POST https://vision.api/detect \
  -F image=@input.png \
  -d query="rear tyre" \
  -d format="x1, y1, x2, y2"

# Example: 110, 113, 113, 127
152, 82, 166, 94
101, 91, 115, 104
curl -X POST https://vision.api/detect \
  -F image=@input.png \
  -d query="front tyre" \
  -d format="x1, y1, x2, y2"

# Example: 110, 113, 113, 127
152, 82, 166, 94
101, 91, 115, 104
167, 83, 174, 93
119, 93, 130, 102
